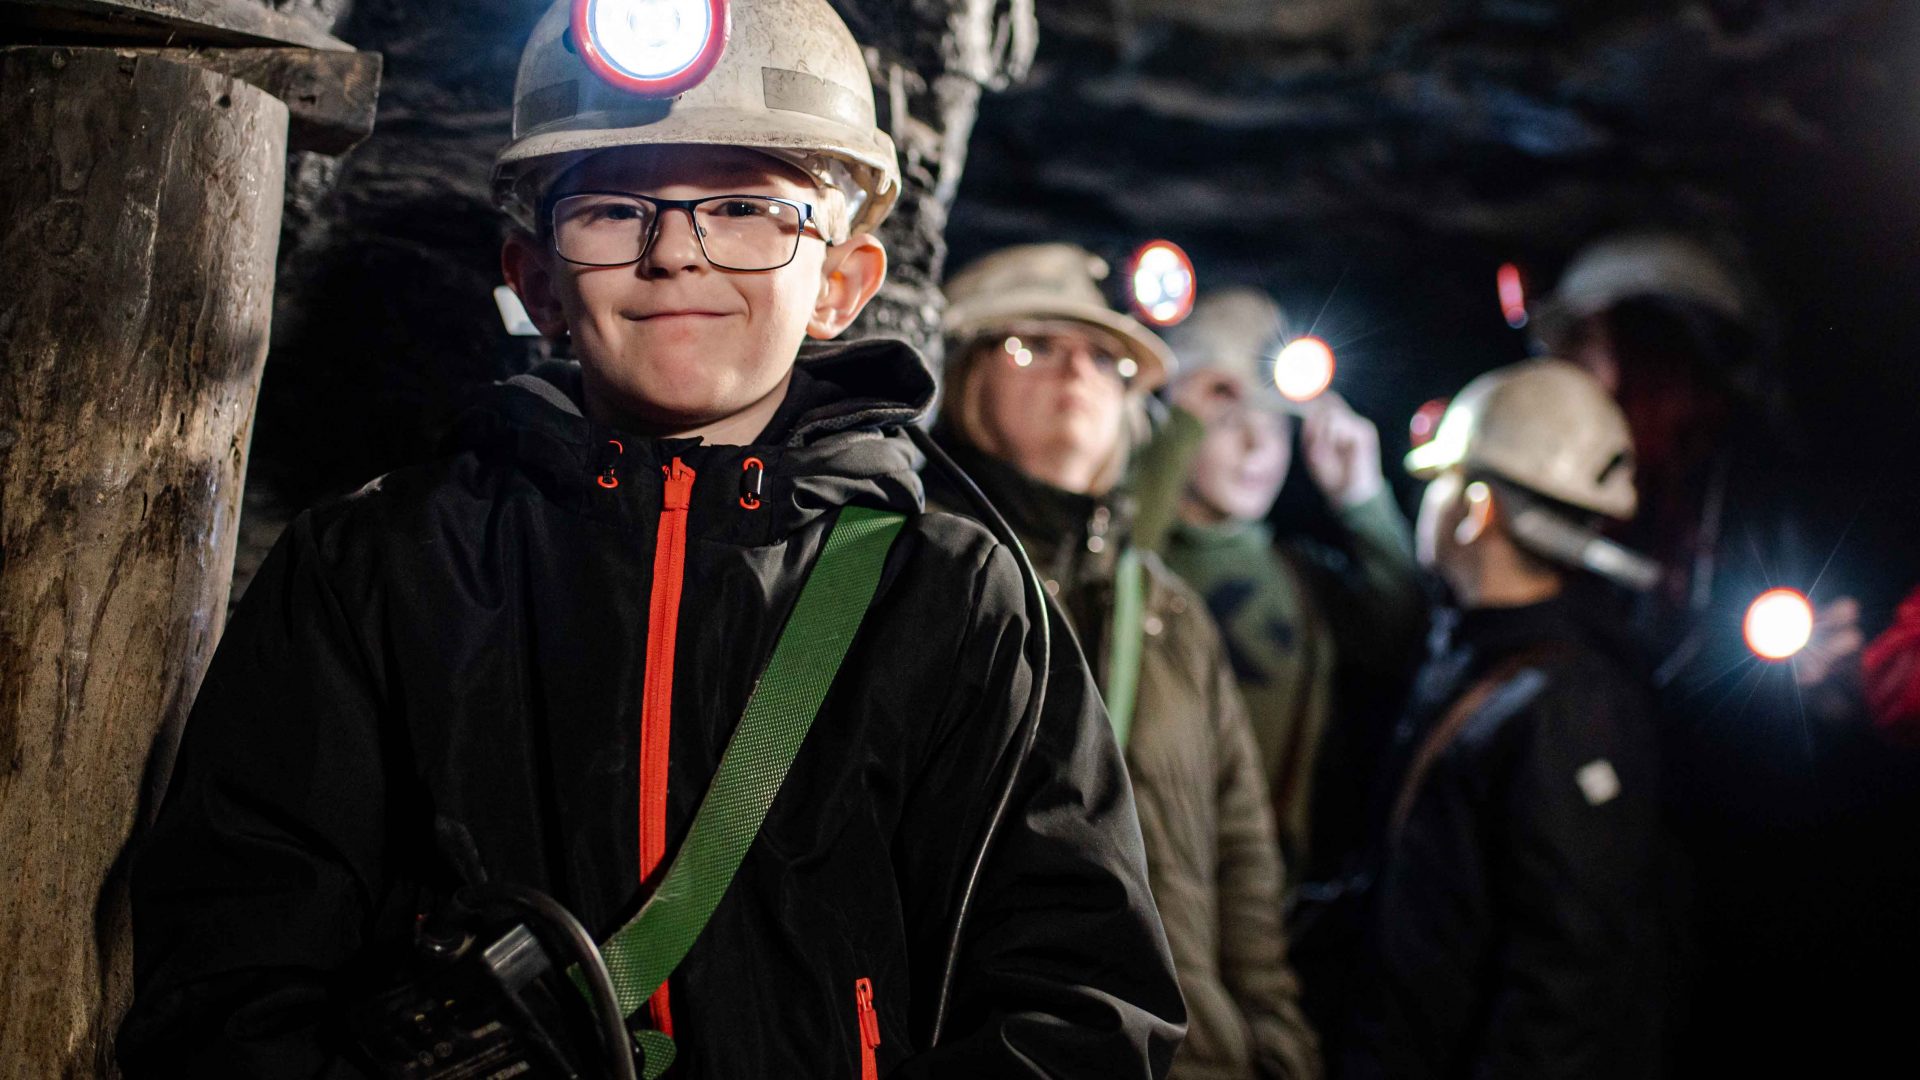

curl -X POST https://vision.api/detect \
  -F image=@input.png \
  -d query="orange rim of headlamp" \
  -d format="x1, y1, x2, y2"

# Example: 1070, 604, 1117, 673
571, 0, 732, 97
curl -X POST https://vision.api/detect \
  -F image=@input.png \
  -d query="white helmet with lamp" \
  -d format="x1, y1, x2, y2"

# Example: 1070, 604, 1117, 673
1164, 287, 1299, 409
1406, 358, 1662, 589
1532, 231, 1755, 355
494, 0, 901, 241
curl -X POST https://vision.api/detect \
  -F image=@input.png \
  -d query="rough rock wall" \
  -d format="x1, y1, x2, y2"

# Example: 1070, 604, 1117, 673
957, 0, 1896, 262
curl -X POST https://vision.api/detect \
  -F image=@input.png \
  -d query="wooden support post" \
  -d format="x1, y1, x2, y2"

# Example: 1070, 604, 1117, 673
110, 46, 383, 154
0, 45, 287, 1077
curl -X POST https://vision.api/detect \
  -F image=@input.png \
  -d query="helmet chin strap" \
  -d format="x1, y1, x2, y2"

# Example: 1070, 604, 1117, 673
1501, 486, 1663, 592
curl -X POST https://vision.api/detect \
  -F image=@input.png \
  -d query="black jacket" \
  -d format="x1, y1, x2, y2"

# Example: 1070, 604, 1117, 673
118, 340, 1184, 1079
1346, 593, 1671, 1080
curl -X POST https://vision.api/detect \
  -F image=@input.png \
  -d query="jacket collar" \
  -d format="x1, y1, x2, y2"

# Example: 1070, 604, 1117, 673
1436, 585, 1645, 681
1171, 517, 1272, 553
450, 337, 935, 544
930, 428, 1135, 585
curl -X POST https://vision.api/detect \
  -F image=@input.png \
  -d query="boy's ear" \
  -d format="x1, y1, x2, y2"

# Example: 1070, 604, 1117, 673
807, 234, 888, 340
501, 231, 571, 339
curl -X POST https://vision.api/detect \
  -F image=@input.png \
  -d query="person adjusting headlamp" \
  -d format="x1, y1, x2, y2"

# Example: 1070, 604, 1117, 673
1127, 287, 1427, 1057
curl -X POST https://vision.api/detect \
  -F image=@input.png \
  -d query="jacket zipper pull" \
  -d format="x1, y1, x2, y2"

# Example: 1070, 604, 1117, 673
662, 456, 695, 510
596, 438, 625, 490
855, 977, 880, 1080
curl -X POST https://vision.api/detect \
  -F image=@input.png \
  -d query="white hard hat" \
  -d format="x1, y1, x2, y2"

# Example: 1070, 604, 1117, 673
942, 243, 1176, 393
494, 0, 901, 239
1534, 232, 1751, 352
1405, 358, 1639, 520
1163, 286, 1292, 409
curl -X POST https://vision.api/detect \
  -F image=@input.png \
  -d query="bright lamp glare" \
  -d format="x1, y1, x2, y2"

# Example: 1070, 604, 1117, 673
1744, 588, 1814, 661
591, 0, 712, 79
1129, 241, 1195, 326
1274, 336, 1337, 402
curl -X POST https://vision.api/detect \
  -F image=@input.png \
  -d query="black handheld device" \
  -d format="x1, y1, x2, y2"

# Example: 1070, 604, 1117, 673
347, 884, 640, 1080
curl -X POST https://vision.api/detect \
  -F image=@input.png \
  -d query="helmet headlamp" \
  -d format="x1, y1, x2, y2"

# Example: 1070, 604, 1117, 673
1273, 336, 1336, 403
1128, 240, 1196, 327
571, 0, 730, 96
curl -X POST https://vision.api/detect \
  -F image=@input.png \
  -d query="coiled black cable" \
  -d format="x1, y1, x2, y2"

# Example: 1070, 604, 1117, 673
463, 881, 640, 1080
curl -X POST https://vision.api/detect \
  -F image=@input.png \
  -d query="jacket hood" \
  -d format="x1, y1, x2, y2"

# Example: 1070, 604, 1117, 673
448, 337, 935, 543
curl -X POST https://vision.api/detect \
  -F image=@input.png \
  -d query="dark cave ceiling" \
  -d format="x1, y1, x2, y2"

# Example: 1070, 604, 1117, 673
224, 0, 1920, 604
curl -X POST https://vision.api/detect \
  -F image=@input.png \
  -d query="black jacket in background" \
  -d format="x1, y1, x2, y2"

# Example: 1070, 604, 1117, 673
117, 340, 1184, 1079
1345, 593, 1672, 1080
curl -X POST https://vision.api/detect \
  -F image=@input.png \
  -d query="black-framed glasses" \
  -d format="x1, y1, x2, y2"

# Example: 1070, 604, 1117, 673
549, 192, 828, 271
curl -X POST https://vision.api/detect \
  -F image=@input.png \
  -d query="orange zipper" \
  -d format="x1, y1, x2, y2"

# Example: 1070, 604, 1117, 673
639, 456, 696, 1036
856, 977, 880, 1080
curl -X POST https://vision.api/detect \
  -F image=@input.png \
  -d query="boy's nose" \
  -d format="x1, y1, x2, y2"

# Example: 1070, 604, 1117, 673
640, 207, 706, 276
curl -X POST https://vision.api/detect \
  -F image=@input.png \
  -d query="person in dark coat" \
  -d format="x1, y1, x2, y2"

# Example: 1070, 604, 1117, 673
1533, 232, 1920, 1074
115, 2, 1185, 1076
1345, 359, 1674, 1079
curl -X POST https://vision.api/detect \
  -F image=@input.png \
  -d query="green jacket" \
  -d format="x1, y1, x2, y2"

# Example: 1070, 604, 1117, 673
1136, 408, 1426, 881
929, 433, 1323, 1080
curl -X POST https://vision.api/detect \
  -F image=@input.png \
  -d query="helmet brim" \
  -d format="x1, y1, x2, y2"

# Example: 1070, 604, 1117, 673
495, 107, 900, 234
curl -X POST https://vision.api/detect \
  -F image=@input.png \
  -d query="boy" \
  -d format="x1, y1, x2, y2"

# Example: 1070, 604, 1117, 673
117, 2, 1183, 1076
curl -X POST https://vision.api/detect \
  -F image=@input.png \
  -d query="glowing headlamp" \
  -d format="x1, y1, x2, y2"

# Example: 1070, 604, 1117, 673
1497, 262, 1528, 330
1744, 588, 1815, 661
1128, 240, 1196, 327
572, 0, 730, 96
1274, 336, 1336, 403
1409, 397, 1450, 448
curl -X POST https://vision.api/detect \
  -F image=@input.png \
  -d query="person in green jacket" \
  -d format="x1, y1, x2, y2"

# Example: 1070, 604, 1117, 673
1137, 288, 1426, 887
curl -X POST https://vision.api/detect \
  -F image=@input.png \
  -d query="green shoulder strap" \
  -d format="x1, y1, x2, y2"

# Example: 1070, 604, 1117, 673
1105, 547, 1147, 748
578, 505, 906, 1078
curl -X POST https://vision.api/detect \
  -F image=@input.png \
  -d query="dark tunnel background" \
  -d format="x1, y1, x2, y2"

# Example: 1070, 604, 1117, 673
250, 0, 1920, 625
946, 0, 1920, 633
235, 1, 1920, 1071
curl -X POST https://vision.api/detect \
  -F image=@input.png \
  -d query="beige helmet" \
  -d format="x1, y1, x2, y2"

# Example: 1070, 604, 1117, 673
1533, 232, 1752, 353
1407, 359, 1661, 588
942, 243, 1176, 393
1163, 286, 1291, 409
494, 0, 900, 240
1406, 358, 1638, 520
